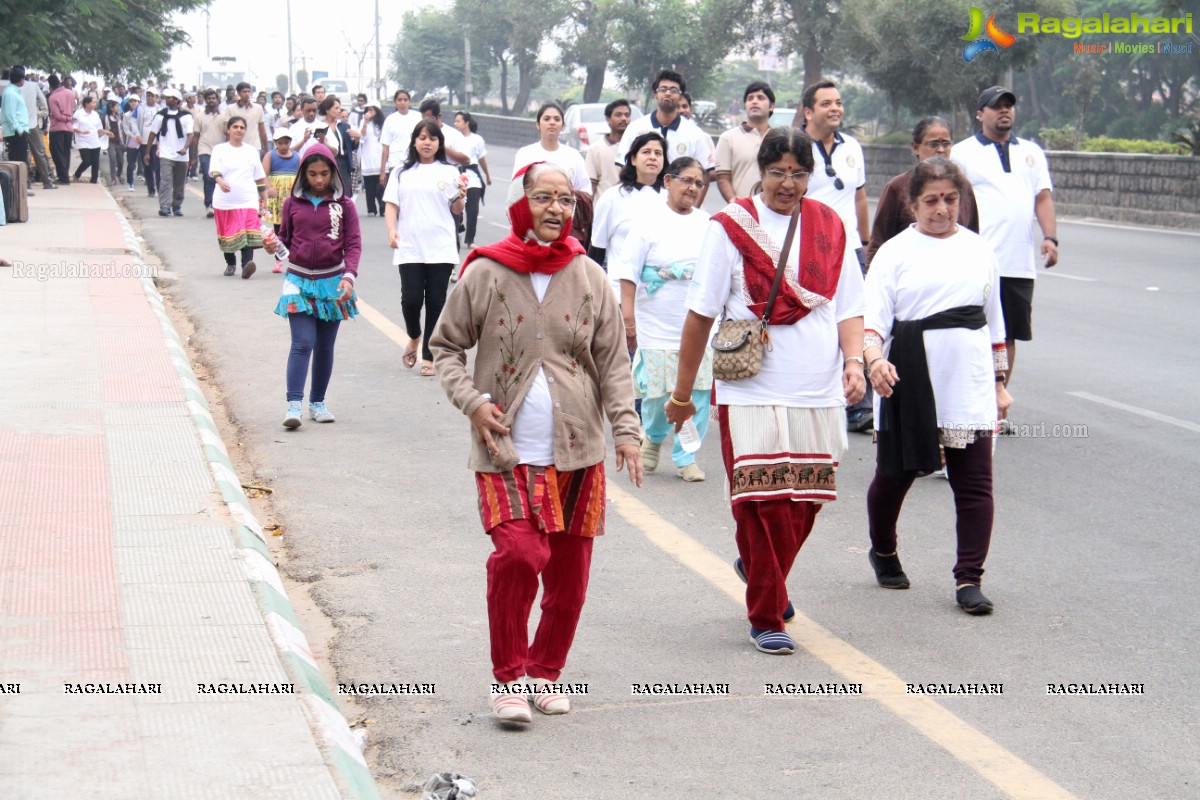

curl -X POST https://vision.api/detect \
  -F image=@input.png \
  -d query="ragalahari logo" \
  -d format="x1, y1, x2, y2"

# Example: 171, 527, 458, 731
961, 8, 1017, 62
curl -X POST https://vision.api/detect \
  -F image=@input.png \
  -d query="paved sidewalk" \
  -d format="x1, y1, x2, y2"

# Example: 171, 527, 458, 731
0, 185, 379, 799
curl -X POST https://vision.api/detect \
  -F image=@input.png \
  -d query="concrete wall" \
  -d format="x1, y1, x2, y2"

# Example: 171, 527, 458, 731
470, 113, 1200, 229
860, 144, 1200, 230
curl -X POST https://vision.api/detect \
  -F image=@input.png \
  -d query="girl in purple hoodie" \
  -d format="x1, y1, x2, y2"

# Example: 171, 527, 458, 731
269, 142, 362, 428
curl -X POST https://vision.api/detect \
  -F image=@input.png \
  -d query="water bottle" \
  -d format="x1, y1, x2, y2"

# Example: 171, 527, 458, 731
260, 220, 289, 261
676, 418, 702, 453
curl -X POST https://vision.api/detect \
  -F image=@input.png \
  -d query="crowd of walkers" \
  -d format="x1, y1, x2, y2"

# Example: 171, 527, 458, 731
3, 66, 1058, 728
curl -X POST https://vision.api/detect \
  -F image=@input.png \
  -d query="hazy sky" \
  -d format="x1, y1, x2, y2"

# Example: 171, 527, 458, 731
166, 0, 452, 91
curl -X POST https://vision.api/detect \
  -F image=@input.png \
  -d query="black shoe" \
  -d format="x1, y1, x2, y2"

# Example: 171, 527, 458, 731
956, 585, 994, 615
223, 264, 236, 276
241, 261, 256, 279
158, 208, 170, 217
869, 548, 910, 589
206, 208, 214, 219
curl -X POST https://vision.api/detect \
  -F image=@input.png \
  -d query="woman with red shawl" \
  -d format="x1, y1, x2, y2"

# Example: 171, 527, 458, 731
665, 127, 867, 656
430, 162, 643, 725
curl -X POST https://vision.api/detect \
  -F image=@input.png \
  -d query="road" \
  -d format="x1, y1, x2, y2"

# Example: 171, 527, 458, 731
122, 143, 1199, 799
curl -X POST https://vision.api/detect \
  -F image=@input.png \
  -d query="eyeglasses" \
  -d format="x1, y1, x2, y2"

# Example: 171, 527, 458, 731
764, 169, 810, 183
922, 140, 952, 150
527, 193, 577, 211
655, 87, 682, 96
669, 175, 705, 188
825, 164, 845, 190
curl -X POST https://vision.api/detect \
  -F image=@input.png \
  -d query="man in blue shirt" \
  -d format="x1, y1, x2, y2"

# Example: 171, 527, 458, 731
2, 65, 35, 196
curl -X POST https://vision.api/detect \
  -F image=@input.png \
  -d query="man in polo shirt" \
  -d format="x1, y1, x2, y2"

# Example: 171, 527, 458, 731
221, 81, 267, 154
952, 86, 1057, 422
799, 80, 872, 431
192, 89, 226, 218
615, 69, 716, 202
585, 98, 631, 198
715, 81, 775, 202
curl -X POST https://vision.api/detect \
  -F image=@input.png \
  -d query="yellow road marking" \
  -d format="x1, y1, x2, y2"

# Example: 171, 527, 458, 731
356, 301, 1078, 800
607, 484, 1077, 800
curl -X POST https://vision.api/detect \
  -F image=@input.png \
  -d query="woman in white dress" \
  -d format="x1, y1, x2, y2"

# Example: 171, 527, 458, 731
383, 120, 466, 376
511, 102, 590, 194
861, 156, 1011, 615
613, 157, 712, 482
209, 116, 267, 278
588, 131, 666, 297
453, 110, 492, 249
357, 101, 385, 216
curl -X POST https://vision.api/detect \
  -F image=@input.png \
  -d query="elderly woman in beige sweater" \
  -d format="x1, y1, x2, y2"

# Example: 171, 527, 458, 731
431, 162, 643, 725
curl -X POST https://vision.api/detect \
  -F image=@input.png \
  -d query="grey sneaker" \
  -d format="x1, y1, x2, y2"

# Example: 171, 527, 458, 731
309, 402, 335, 423
282, 401, 303, 429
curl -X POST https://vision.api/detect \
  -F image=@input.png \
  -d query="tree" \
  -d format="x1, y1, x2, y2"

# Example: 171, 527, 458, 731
0, 0, 207, 81
742, 0, 844, 92
296, 69, 309, 93
391, 7, 492, 106
556, 0, 621, 103
276, 75, 290, 96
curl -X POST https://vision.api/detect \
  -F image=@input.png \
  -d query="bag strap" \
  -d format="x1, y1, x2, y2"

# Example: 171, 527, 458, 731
762, 201, 801, 327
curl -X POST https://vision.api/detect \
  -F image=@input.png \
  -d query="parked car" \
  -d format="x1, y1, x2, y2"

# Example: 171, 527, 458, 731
310, 78, 356, 108
768, 107, 798, 128
562, 102, 643, 154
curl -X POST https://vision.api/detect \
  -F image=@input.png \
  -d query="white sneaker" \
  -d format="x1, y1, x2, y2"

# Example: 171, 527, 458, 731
528, 677, 570, 715
282, 401, 303, 429
490, 684, 532, 723
308, 402, 335, 423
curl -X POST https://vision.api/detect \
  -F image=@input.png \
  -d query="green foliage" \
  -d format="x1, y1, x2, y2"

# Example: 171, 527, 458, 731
392, 7, 492, 105
1038, 125, 1083, 151
1080, 137, 1188, 155
0, 0, 208, 80
1173, 121, 1200, 156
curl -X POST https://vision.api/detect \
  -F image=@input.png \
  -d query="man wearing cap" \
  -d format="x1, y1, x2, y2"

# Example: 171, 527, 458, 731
192, 89, 226, 217
615, 68, 716, 202
952, 86, 1057, 418
144, 87, 194, 216
715, 81, 775, 202
221, 81, 267, 154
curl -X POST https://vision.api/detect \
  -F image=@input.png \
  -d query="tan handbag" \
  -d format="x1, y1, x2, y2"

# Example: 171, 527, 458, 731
710, 205, 801, 381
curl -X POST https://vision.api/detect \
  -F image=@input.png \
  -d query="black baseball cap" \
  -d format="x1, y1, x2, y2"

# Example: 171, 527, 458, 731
977, 86, 1016, 110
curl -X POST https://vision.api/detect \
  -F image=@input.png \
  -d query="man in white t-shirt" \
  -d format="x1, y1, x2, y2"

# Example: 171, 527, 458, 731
379, 90, 420, 175
585, 98, 631, 198
615, 69, 716, 203
288, 97, 322, 155
952, 86, 1057, 405
144, 88, 194, 217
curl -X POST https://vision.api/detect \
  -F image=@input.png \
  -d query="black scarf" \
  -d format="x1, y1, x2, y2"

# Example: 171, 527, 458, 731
876, 305, 987, 481
157, 108, 190, 139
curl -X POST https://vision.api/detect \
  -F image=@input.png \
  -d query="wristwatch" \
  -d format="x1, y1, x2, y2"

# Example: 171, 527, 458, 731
845, 356, 865, 368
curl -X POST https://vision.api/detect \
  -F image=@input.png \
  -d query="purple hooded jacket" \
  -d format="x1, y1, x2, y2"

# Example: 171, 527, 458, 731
278, 142, 362, 283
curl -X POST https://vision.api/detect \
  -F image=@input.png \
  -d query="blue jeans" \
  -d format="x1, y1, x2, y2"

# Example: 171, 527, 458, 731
641, 388, 712, 467
286, 313, 341, 403
198, 153, 216, 208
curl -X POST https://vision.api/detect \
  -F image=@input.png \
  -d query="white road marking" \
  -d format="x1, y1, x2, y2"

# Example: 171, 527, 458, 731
1062, 218, 1200, 237
1068, 391, 1200, 433
1041, 272, 1097, 282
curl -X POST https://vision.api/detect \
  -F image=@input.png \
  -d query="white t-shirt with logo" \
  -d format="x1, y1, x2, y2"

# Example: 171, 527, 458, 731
382, 161, 461, 265
804, 130, 866, 244
512, 142, 591, 193
952, 133, 1053, 280
380, 110, 420, 170
614, 112, 716, 171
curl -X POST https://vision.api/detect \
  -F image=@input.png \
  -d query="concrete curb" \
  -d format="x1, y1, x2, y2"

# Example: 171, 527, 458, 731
114, 209, 382, 800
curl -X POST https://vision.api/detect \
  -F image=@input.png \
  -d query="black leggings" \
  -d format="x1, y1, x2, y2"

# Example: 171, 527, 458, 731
74, 148, 101, 183
362, 174, 383, 214
223, 248, 255, 267
398, 262, 454, 362
463, 186, 483, 245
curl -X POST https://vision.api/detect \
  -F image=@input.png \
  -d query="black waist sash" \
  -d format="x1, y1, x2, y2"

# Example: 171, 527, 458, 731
877, 305, 986, 480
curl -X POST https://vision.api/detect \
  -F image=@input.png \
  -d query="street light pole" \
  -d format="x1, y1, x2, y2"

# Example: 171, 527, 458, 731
374, 0, 381, 99
287, 0, 294, 93
202, 9, 210, 61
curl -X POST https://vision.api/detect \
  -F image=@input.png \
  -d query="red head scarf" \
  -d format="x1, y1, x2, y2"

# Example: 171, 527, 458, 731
459, 162, 585, 277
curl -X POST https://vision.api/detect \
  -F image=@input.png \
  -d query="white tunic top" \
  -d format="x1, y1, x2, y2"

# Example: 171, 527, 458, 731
591, 184, 665, 297
952, 133, 1053, 279
380, 110, 420, 170
611, 203, 711, 350
382, 161, 461, 265
72, 109, 102, 148
864, 225, 1006, 430
512, 142, 591, 193
209, 142, 266, 210
687, 196, 865, 408
459, 132, 487, 190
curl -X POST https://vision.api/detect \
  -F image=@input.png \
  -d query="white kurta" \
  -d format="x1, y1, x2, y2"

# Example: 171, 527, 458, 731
591, 184, 665, 297
382, 161, 461, 265
687, 196, 865, 408
864, 225, 1006, 431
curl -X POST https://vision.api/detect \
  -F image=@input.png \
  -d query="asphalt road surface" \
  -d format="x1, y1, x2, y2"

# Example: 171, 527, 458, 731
122, 144, 1199, 799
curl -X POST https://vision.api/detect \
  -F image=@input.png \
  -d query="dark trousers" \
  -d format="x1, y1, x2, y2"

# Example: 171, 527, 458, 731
464, 186, 482, 245
74, 147, 101, 183
198, 153, 216, 208
3, 135, 30, 188
106, 145, 124, 185
286, 313, 341, 403
125, 149, 139, 185
143, 146, 159, 194
49, 130, 72, 183
867, 434, 994, 586
398, 262, 454, 362
223, 248, 255, 268
361, 174, 382, 214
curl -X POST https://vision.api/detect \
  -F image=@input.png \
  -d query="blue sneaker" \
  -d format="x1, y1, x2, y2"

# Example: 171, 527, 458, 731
309, 402, 335, 423
734, 558, 795, 623
750, 627, 796, 655
282, 401, 303, 429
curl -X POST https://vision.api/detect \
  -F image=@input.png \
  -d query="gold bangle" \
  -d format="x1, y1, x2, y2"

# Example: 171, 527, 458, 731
668, 394, 691, 407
